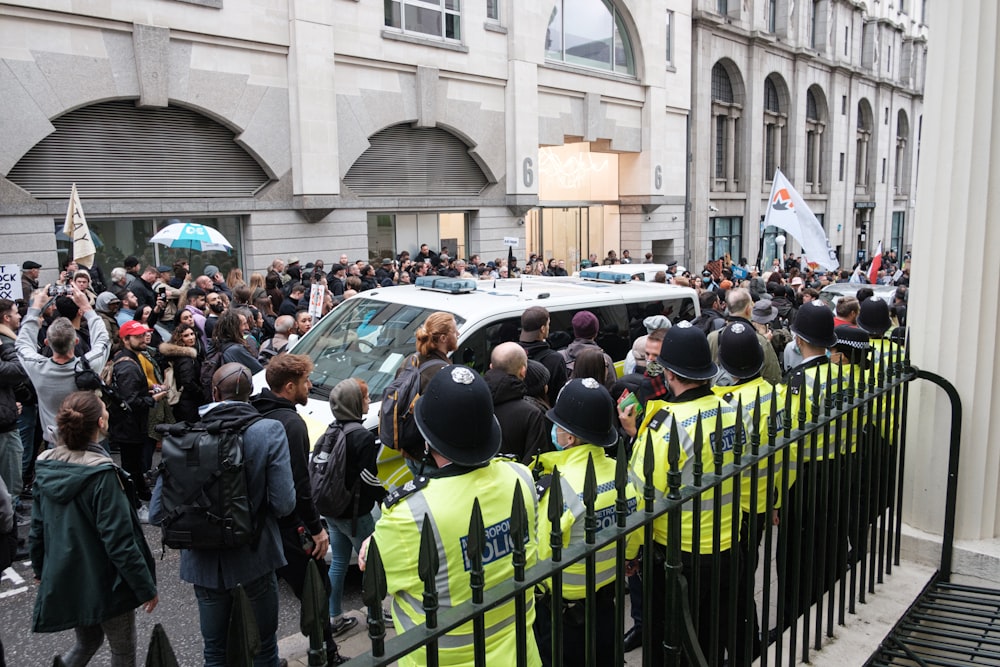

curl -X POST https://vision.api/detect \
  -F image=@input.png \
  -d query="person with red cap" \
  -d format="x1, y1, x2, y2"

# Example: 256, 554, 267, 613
110, 320, 169, 504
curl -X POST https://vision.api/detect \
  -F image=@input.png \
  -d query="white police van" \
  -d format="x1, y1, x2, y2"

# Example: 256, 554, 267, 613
253, 274, 698, 482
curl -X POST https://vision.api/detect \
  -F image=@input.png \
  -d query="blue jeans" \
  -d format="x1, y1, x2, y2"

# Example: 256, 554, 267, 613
193, 571, 279, 667
326, 512, 375, 617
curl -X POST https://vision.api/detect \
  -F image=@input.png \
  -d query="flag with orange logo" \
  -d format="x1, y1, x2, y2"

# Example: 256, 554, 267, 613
764, 169, 839, 271
63, 183, 96, 268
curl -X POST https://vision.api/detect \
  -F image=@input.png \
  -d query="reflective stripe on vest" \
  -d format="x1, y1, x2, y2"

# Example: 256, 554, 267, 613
377, 459, 542, 667
630, 396, 740, 553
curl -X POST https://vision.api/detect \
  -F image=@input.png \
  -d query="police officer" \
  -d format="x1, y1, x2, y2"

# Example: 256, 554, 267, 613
362, 365, 542, 667
629, 321, 745, 664
714, 321, 786, 661
830, 324, 875, 570
532, 378, 640, 666
778, 301, 843, 631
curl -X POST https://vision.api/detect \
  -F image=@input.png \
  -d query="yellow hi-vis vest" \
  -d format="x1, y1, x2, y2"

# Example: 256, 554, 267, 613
713, 378, 793, 514
629, 391, 741, 553
373, 459, 542, 667
868, 337, 903, 438
781, 357, 844, 462
532, 444, 641, 599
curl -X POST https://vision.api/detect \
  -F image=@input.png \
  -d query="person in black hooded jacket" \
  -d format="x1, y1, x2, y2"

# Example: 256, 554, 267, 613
518, 306, 568, 406
324, 377, 385, 636
484, 342, 549, 464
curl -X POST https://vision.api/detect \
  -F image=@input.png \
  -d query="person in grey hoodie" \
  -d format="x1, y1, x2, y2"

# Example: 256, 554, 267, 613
15, 285, 110, 449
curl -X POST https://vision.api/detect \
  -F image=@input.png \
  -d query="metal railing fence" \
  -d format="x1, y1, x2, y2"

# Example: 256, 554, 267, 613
338, 338, 918, 667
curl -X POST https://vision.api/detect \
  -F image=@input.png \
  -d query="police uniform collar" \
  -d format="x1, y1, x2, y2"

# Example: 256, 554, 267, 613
424, 460, 490, 479
668, 384, 715, 404
781, 355, 830, 384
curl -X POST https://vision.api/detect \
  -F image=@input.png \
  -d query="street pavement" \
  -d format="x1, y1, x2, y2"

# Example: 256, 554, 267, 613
0, 500, 364, 666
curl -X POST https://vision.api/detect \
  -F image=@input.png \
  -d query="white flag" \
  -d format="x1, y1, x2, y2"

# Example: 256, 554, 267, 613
763, 169, 840, 271
63, 183, 96, 268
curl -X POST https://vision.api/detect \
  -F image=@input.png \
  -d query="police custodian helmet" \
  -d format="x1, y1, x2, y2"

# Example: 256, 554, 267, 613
718, 321, 764, 379
790, 301, 838, 348
414, 365, 502, 466
657, 320, 718, 380
546, 378, 618, 447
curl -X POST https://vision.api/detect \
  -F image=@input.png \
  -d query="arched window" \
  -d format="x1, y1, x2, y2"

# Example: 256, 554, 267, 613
856, 99, 874, 190
545, 0, 636, 76
805, 86, 828, 192
895, 110, 910, 193
762, 75, 788, 181
7, 100, 268, 199
711, 62, 743, 191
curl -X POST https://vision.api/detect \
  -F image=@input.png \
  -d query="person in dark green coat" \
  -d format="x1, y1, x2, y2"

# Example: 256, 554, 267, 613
30, 391, 158, 666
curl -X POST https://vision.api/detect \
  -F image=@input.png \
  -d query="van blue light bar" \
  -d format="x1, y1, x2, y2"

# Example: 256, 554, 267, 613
579, 270, 631, 284
415, 276, 478, 294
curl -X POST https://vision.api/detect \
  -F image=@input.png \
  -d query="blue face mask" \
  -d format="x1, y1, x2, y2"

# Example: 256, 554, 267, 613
550, 424, 563, 451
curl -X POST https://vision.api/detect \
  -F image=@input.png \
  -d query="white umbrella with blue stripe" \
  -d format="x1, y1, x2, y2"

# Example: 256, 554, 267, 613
149, 222, 233, 253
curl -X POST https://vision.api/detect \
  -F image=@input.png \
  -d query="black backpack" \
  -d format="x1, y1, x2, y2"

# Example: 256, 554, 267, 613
154, 414, 263, 550
309, 421, 365, 518
379, 355, 446, 458
199, 342, 231, 401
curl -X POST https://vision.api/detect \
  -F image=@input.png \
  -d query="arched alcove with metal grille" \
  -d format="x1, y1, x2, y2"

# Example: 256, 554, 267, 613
7, 100, 270, 199
343, 124, 490, 197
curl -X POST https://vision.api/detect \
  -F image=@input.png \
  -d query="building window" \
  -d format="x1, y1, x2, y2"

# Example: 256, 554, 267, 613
711, 62, 743, 192
844, 26, 849, 56
709, 216, 743, 262
839, 152, 845, 181
545, 0, 636, 76
763, 76, 787, 181
665, 10, 674, 64
895, 109, 910, 194
486, 0, 499, 21
891, 211, 905, 254
805, 86, 826, 193
856, 100, 873, 191
385, 0, 462, 41
767, 0, 777, 32
887, 44, 892, 73
718, 0, 728, 15
882, 158, 887, 183
55, 217, 243, 280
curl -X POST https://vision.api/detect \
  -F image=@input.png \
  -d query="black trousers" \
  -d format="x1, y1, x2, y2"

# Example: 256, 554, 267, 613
534, 584, 617, 667
648, 543, 746, 667
276, 523, 340, 660
114, 438, 150, 501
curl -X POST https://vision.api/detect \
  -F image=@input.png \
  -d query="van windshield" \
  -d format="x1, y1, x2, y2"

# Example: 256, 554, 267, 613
293, 297, 465, 399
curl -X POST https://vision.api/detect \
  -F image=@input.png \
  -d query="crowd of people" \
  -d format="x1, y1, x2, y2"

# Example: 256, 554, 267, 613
0, 244, 910, 666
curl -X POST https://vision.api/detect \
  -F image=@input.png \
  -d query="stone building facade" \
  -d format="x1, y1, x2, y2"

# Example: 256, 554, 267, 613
690, 0, 927, 270
0, 0, 692, 282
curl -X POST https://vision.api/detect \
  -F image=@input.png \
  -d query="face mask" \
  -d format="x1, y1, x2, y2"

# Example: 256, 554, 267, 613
550, 424, 564, 451
646, 360, 664, 377
209, 302, 224, 314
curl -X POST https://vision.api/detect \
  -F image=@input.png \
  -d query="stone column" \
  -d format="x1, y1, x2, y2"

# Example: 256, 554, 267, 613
288, 1, 338, 195
905, 0, 1000, 540
813, 126, 824, 189
774, 119, 784, 174
726, 115, 737, 190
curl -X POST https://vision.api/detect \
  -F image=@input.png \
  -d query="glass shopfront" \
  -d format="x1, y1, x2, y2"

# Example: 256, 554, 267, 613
54, 216, 243, 277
